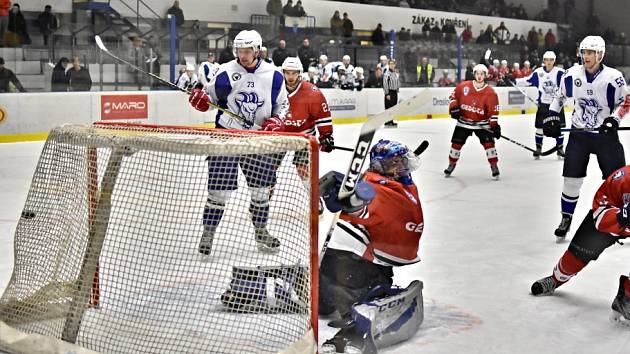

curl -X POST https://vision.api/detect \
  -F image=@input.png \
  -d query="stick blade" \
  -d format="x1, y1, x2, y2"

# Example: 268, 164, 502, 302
94, 35, 107, 51
413, 140, 429, 156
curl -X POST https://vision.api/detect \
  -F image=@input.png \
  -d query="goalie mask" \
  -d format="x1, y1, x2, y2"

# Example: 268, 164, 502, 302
369, 139, 420, 183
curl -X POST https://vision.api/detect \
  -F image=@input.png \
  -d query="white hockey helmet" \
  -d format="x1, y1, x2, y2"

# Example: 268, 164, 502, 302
233, 30, 263, 56
185, 63, 195, 71
524, 60, 530, 66
579, 35, 606, 62
492, 59, 500, 66
512, 62, 520, 69
379, 55, 387, 61
355, 66, 364, 75
500, 59, 508, 65
307, 66, 318, 74
472, 63, 488, 75
342, 54, 351, 62
319, 54, 328, 62
543, 51, 556, 60
281, 57, 303, 73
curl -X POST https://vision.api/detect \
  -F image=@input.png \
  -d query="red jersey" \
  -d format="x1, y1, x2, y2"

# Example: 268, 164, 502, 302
283, 80, 332, 136
487, 65, 500, 83
449, 80, 499, 129
592, 166, 630, 237
328, 171, 424, 267
498, 66, 509, 81
521, 67, 532, 77
512, 69, 524, 79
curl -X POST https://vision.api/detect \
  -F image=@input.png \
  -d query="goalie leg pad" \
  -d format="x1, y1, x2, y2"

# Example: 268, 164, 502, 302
351, 280, 424, 349
221, 265, 309, 314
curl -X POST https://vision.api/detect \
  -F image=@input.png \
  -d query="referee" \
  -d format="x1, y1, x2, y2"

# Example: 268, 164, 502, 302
383, 59, 400, 127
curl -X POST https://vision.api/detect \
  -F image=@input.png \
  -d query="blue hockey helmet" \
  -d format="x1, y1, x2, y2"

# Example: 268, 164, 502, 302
369, 139, 420, 180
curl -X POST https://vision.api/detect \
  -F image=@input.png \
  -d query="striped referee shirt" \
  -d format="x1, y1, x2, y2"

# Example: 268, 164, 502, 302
383, 70, 400, 94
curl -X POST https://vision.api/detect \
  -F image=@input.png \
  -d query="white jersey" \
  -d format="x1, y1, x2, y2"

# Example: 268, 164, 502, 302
318, 63, 334, 82
176, 72, 198, 90
206, 59, 288, 130
516, 66, 564, 104
550, 64, 628, 129
198, 61, 220, 87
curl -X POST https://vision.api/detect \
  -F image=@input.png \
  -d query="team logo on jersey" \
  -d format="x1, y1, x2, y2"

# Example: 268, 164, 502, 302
543, 80, 556, 95
235, 92, 264, 128
574, 78, 582, 87
613, 169, 626, 180
405, 222, 424, 233
231, 72, 242, 81
538, 72, 544, 77
578, 98, 602, 128
463, 86, 470, 96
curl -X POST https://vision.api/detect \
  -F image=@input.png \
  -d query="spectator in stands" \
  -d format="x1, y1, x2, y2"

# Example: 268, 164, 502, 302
342, 12, 353, 40
0, 0, 8, 47
438, 69, 454, 87
461, 25, 473, 43
272, 39, 292, 67
292, 0, 306, 17
7, 3, 29, 46
544, 29, 556, 50
516, 4, 528, 19
430, 22, 441, 41
68, 56, 91, 92
465, 61, 475, 81
397, 27, 408, 41
477, 25, 493, 44
510, 34, 521, 47
283, 0, 295, 17
421, 20, 430, 39
266, 0, 283, 33
0, 57, 25, 92
527, 26, 538, 50
537, 28, 544, 51
37, 5, 58, 46
297, 37, 315, 71
51, 57, 69, 92
371, 23, 385, 46
366, 66, 383, 88
416, 57, 434, 87
218, 43, 234, 64
442, 19, 456, 43
494, 21, 510, 45
166, 0, 185, 27
383, 59, 400, 127
330, 10, 343, 36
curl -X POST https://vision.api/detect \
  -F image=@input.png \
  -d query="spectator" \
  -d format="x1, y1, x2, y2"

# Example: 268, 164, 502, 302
421, 20, 430, 39
166, 0, 184, 27
494, 21, 510, 45
398, 27, 410, 41
67, 56, 92, 92
0, 57, 25, 92
537, 28, 544, 50
342, 12, 353, 39
266, 0, 283, 34
282, 0, 295, 17
218, 43, 234, 64
438, 69, 454, 87
292, 0, 306, 17
442, 19, 456, 42
371, 23, 385, 46
297, 37, 315, 71
0, 0, 8, 47
365, 66, 383, 88
516, 4, 528, 19
544, 29, 556, 50
330, 10, 343, 36
465, 61, 475, 81
509, 33, 520, 46
51, 57, 69, 92
260, 46, 272, 64
476, 29, 488, 44
7, 3, 29, 46
272, 39, 292, 67
527, 26, 538, 50
416, 57, 434, 87
461, 25, 473, 43
37, 5, 58, 46
430, 22, 441, 41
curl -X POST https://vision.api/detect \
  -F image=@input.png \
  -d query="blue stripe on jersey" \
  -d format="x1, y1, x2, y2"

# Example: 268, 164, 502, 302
271, 71, 283, 108
214, 71, 232, 122
527, 72, 539, 87
204, 64, 210, 78
555, 70, 563, 86
607, 83, 616, 113
564, 75, 573, 98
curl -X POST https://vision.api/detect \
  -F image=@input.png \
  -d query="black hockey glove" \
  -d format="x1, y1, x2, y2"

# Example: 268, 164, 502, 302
503, 73, 515, 86
599, 116, 619, 136
449, 106, 461, 120
491, 124, 501, 139
617, 203, 630, 228
319, 133, 335, 153
319, 171, 375, 213
542, 114, 561, 138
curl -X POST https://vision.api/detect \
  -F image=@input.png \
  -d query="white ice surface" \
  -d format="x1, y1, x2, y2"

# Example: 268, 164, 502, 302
2, 115, 630, 353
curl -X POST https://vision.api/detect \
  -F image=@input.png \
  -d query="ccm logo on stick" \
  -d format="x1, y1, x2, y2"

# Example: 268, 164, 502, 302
343, 140, 370, 191
101, 95, 148, 120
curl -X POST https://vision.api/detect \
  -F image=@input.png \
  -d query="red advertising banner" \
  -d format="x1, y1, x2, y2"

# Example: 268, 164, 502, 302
101, 94, 148, 120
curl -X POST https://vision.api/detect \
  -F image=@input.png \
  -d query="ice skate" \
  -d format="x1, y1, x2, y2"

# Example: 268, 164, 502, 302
554, 213, 572, 242
384, 121, 398, 128
320, 325, 377, 354
610, 275, 630, 327
556, 145, 565, 160
255, 228, 280, 253
491, 165, 500, 180
444, 163, 456, 177
533, 144, 542, 160
198, 225, 217, 255
531, 275, 559, 296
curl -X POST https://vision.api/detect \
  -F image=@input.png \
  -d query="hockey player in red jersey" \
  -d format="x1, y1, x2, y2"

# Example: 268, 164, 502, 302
319, 139, 425, 354
531, 165, 630, 326
444, 63, 501, 179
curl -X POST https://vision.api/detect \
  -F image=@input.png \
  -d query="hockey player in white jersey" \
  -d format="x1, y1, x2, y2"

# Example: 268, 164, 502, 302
197, 52, 220, 87
176, 63, 198, 90
542, 35, 630, 241
188, 29, 289, 254
514, 51, 566, 159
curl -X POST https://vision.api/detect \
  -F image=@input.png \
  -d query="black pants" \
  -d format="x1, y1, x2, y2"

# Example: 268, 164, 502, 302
568, 210, 626, 263
384, 90, 398, 124
319, 249, 393, 317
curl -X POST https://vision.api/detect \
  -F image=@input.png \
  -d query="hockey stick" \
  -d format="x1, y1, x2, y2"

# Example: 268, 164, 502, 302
93, 35, 248, 125
561, 127, 630, 133
470, 122, 559, 156
332, 145, 354, 152
507, 80, 539, 105
319, 140, 430, 264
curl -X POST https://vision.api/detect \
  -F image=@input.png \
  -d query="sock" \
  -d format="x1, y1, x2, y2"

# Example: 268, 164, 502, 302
624, 277, 630, 298
535, 133, 543, 146
482, 142, 498, 165
448, 143, 463, 165
552, 250, 587, 284
555, 135, 564, 147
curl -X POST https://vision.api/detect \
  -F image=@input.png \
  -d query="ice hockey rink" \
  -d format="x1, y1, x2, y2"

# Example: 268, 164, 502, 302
2, 114, 630, 353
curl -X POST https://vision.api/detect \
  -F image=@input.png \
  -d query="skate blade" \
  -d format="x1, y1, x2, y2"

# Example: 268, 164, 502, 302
555, 235, 566, 244
557, 156, 564, 160
492, 175, 500, 181
609, 310, 630, 328
257, 243, 280, 254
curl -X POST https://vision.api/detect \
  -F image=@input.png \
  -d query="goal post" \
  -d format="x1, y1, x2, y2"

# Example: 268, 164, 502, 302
0, 123, 319, 354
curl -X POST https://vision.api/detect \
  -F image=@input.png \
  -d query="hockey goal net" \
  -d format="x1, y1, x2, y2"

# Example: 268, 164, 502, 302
0, 123, 319, 354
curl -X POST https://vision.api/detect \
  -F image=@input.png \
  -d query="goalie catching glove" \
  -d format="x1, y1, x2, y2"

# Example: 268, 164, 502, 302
319, 171, 376, 213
